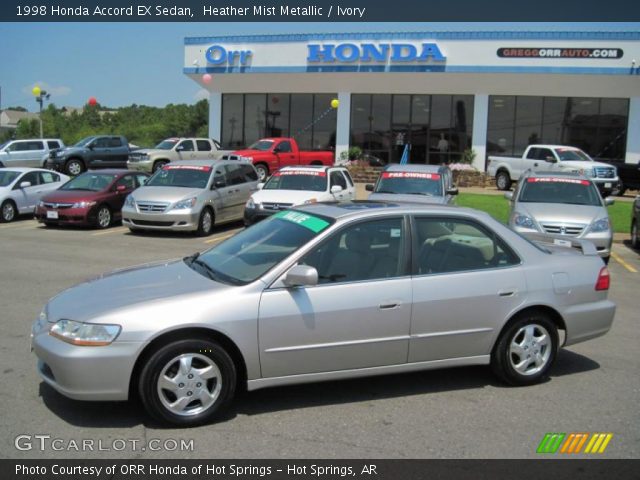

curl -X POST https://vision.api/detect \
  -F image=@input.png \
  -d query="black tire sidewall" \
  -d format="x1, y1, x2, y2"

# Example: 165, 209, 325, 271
196, 208, 214, 236
492, 313, 558, 386
153, 161, 168, 173
1, 200, 16, 222
256, 164, 268, 181
496, 171, 511, 191
632, 220, 639, 249
66, 159, 84, 176
139, 339, 236, 427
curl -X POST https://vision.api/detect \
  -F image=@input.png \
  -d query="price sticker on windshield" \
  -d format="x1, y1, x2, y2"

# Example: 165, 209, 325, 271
382, 172, 440, 180
528, 177, 589, 185
274, 170, 326, 177
274, 211, 330, 233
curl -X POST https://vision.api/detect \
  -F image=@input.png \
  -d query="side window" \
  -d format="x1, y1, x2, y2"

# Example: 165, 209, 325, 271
16, 171, 39, 188
93, 138, 110, 148
109, 137, 123, 147
242, 164, 259, 182
224, 164, 245, 185
135, 174, 148, 187
9, 142, 29, 152
299, 218, 406, 284
196, 140, 212, 152
39, 172, 59, 184
538, 148, 553, 161
330, 171, 347, 190
177, 140, 194, 152
277, 141, 292, 153
27, 141, 44, 151
115, 175, 135, 190
47, 141, 60, 149
213, 168, 226, 188
415, 217, 520, 275
342, 170, 354, 188
525, 148, 539, 160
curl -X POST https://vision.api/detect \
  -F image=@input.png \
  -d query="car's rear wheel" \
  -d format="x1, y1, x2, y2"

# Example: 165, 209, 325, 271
495, 171, 512, 191
255, 164, 269, 182
1, 200, 17, 222
631, 220, 639, 249
491, 312, 558, 386
153, 160, 168, 173
196, 208, 214, 236
95, 205, 112, 229
138, 339, 236, 427
65, 158, 85, 176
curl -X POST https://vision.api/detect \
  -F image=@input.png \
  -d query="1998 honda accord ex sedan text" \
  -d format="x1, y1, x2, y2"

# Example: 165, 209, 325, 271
31, 202, 615, 426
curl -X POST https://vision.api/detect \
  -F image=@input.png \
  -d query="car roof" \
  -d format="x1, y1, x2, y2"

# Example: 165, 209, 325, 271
293, 200, 491, 222
529, 144, 580, 150
383, 164, 447, 174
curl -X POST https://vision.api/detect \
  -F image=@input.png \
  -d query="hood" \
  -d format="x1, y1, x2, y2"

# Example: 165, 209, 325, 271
130, 148, 164, 156
58, 146, 88, 156
131, 186, 203, 203
557, 160, 612, 171
41, 189, 105, 203
46, 259, 223, 323
515, 202, 606, 225
368, 192, 450, 205
252, 189, 328, 205
231, 148, 271, 158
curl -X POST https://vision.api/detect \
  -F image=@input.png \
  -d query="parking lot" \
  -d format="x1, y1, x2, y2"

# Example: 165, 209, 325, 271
1, 204, 639, 459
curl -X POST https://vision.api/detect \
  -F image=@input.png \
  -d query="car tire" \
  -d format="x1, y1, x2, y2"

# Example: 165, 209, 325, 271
631, 220, 639, 250
138, 339, 236, 427
1, 200, 17, 222
611, 181, 626, 197
495, 171, 512, 191
65, 158, 85, 176
255, 164, 269, 182
95, 205, 112, 229
153, 160, 168, 173
491, 312, 558, 386
196, 208, 214, 237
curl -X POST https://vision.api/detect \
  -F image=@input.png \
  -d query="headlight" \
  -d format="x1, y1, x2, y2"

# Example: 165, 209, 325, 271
50, 319, 121, 346
71, 201, 96, 208
171, 197, 197, 210
124, 195, 135, 208
240, 156, 253, 163
513, 213, 536, 230
579, 168, 595, 178
245, 198, 255, 209
590, 217, 610, 233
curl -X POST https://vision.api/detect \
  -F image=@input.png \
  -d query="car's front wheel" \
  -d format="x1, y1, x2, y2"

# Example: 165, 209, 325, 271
196, 208, 214, 236
95, 205, 112, 229
1, 200, 17, 222
65, 158, 85, 176
153, 160, 169, 173
491, 312, 558, 386
631, 220, 639, 250
138, 339, 236, 426
255, 163, 269, 182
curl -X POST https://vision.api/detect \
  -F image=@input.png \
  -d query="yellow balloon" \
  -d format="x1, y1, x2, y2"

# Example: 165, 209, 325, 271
330, 98, 339, 109
32, 86, 41, 97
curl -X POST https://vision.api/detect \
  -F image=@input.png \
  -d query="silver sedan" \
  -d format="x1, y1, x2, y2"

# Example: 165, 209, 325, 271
32, 202, 615, 426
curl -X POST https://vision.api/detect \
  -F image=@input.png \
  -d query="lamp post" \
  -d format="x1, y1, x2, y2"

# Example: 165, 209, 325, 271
32, 86, 50, 139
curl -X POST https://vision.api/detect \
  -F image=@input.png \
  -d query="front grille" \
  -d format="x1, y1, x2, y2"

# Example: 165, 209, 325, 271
593, 167, 615, 179
542, 223, 585, 236
128, 154, 146, 163
221, 154, 241, 161
130, 219, 174, 227
43, 202, 73, 209
262, 202, 293, 211
136, 201, 168, 213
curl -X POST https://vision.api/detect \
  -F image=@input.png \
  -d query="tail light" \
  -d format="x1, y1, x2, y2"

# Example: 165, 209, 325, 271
595, 266, 610, 291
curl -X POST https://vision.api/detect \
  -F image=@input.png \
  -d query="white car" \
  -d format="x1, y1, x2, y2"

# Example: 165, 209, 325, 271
0, 168, 70, 222
243, 165, 356, 225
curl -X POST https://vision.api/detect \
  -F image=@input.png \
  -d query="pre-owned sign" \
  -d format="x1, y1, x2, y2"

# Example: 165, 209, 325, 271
497, 48, 623, 59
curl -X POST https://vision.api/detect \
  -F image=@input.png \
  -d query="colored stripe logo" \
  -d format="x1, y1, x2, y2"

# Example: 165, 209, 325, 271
537, 433, 613, 454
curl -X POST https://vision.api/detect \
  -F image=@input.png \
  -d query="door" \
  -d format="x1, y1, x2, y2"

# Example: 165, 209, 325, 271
111, 174, 137, 211
4, 141, 31, 167
259, 217, 412, 378
12, 171, 42, 212
409, 216, 526, 363
38, 171, 63, 197
195, 139, 214, 160
210, 166, 232, 222
175, 140, 197, 161
329, 170, 349, 201
23, 140, 45, 167
523, 147, 554, 175
107, 137, 128, 167
223, 164, 250, 219
87, 137, 111, 167
273, 140, 297, 167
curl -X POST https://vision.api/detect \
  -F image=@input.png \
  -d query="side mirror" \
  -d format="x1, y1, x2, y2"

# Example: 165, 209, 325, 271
545, 156, 557, 163
446, 187, 459, 196
116, 185, 127, 192
272, 147, 281, 154
87, 144, 95, 150
213, 180, 226, 189
330, 185, 343, 194
365, 184, 374, 192
20, 181, 32, 188
257, 183, 264, 190
283, 265, 318, 288
504, 192, 514, 201
176, 146, 184, 152
604, 197, 615, 206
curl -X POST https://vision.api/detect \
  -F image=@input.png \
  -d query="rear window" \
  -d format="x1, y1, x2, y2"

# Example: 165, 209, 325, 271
519, 177, 602, 206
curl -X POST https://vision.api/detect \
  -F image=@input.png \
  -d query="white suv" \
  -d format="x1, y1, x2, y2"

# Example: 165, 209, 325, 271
244, 165, 355, 225
0, 138, 65, 168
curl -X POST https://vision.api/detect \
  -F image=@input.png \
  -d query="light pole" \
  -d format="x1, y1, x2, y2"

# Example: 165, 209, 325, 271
32, 86, 50, 139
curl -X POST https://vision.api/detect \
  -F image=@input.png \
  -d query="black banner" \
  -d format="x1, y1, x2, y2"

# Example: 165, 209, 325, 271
1, 0, 639, 22
4, 460, 640, 480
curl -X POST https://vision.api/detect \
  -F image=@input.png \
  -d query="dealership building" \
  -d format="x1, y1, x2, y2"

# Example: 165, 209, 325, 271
184, 30, 640, 170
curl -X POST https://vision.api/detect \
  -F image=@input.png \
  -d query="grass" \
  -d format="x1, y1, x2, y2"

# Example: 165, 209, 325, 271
456, 193, 632, 234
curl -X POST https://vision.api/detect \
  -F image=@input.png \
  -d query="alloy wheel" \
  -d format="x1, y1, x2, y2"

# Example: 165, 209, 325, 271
97, 207, 111, 228
508, 324, 552, 376
2, 202, 16, 222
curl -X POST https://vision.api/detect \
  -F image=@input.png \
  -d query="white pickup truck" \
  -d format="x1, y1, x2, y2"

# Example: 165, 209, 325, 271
487, 145, 619, 195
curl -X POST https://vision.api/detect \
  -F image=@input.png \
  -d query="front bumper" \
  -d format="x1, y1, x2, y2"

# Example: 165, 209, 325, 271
32, 329, 142, 401
127, 159, 153, 173
44, 159, 65, 172
34, 205, 93, 225
592, 177, 620, 194
122, 206, 201, 231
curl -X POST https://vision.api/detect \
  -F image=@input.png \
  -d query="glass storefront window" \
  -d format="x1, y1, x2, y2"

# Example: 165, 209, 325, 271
514, 96, 543, 155
221, 94, 243, 148
487, 96, 516, 156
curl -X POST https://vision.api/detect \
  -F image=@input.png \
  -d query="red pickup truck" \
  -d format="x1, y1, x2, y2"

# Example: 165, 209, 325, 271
222, 138, 334, 181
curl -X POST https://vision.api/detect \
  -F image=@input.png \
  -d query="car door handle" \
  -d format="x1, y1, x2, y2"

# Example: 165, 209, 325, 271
498, 289, 517, 297
379, 302, 400, 310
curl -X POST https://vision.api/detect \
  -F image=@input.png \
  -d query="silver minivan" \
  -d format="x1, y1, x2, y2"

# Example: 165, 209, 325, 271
122, 159, 259, 236
0, 138, 65, 168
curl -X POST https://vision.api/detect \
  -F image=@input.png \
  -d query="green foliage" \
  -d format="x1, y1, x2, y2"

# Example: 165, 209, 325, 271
461, 148, 477, 164
339, 146, 363, 161
9, 100, 210, 148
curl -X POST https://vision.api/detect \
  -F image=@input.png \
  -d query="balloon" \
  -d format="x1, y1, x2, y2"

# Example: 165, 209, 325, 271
330, 98, 339, 109
32, 86, 41, 97
202, 73, 212, 84
88, 97, 97, 106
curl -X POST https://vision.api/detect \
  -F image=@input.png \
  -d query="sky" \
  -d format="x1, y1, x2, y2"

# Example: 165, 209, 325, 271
0, 22, 638, 111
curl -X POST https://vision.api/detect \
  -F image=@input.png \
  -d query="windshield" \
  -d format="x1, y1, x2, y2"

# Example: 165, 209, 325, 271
146, 165, 212, 189
518, 178, 602, 206
189, 210, 333, 285
264, 170, 327, 192
374, 171, 443, 196
555, 148, 592, 162
73, 136, 96, 148
0, 141, 8, 151
60, 173, 116, 192
0, 170, 20, 187
247, 140, 274, 151
154, 139, 179, 150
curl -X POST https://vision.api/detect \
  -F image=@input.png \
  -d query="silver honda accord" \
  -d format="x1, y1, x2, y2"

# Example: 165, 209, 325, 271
32, 202, 615, 426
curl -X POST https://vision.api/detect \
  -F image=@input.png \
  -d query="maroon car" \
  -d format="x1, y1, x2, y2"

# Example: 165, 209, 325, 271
35, 169, 149, 229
